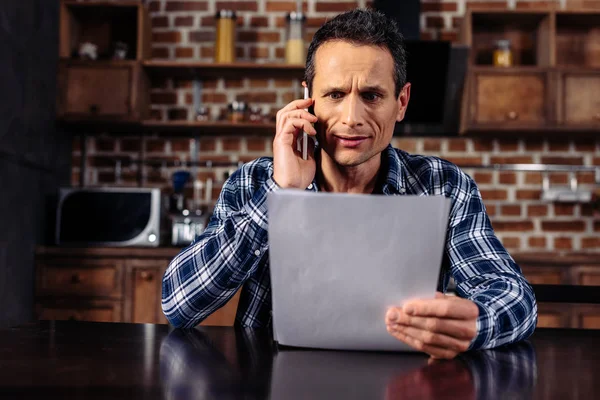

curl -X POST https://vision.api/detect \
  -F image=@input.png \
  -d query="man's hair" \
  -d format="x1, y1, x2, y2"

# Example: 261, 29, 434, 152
304, 8, 407, 98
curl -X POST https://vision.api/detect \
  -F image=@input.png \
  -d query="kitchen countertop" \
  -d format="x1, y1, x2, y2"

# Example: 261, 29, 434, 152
35, 246, 600, 265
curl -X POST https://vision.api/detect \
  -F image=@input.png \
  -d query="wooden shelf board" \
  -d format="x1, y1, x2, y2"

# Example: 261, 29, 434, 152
470, 66, 552, 73
63, 0, 141, 8
142, 60, 305, 79
59, 59, 138, 67
142, 120, 276, 136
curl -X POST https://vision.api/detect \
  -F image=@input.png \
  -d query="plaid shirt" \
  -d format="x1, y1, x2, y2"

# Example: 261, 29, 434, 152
162, 145, 537, 350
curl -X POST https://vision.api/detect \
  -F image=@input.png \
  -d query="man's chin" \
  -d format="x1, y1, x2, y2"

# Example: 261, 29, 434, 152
332, 150, 369, 167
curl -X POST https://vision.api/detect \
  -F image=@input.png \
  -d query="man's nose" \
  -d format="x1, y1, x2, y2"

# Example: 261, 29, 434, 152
341, 94, 364, 127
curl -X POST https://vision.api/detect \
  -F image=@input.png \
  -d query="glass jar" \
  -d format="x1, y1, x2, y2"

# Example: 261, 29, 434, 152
248, 106, 263, 123
228, 101, 248, 123
493, 39, 513, 67
285, 12, 306, 65
215, 10, 236, 63
195, 106, 210, 122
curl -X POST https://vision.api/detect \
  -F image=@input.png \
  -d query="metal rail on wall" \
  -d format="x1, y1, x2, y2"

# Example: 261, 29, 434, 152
460, 163, 600, 203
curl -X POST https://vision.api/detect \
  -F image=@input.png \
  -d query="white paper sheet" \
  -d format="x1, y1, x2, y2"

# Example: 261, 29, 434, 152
267, 190, 451, 351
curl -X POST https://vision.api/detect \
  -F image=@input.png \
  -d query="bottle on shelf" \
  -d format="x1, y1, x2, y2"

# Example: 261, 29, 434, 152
285, 11, 306, 65
215, 10, 237, 63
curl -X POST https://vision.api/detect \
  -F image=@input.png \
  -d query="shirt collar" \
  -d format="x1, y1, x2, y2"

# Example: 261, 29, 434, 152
381, 144, 407, 195
310, 144, 407, 195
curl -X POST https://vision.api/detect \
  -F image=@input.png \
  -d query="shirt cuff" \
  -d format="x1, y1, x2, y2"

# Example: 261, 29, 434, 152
242, 176, 280, 232
468, 299, 497, 350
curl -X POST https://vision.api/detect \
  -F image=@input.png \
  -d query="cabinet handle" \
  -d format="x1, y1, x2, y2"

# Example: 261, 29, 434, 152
70, 274, 82, 284
89, 104, 99, 114
140, 271, 154, 282
506, 111, 519, 120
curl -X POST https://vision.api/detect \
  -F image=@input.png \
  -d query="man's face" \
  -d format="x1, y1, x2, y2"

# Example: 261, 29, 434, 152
311, 40, 410, 167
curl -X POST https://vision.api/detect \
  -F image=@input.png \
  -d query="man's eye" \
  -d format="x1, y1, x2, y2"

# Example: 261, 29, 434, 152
328, 92, 343, 100
362, 92, 381, 102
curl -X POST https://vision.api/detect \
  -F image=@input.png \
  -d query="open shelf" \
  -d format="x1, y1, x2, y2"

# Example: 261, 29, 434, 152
556, 12, 600, 67
142, 60, 305, 80
466, 11, 552, 67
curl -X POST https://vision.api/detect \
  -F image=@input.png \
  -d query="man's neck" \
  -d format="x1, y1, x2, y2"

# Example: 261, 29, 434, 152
317, 150, 382, 194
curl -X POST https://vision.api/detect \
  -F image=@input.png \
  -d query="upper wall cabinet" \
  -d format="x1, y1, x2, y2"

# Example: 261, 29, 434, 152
57, 1, 150, 122
460, 8, 600, 136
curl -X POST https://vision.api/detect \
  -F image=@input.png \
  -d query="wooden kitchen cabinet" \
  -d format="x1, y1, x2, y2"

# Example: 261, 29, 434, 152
35, 247, 240, 326
459, 8, 600, 135
57, 0, 150, 122
519, 253, 600, 329
465, 68, 551, 130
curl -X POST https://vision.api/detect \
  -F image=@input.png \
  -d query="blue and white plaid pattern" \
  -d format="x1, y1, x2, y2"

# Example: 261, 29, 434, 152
162, 145, 537, 350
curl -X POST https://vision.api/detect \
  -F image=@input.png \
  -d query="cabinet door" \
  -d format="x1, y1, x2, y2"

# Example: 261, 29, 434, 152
125, 259, 242, 325
58, 63, 133, 118
572, 305, 600, 329
559, 71, 600, 127
468, 70, 550, 129
571, 265, 600, 286
128, 264, 164, 324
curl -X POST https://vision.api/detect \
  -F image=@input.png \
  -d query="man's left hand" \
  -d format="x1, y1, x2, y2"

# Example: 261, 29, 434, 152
385, 292, 479, 359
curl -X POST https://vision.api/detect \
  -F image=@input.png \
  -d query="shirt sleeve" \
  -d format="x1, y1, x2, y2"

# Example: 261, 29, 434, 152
161, 164, 279, 328
445, 178, 538, 350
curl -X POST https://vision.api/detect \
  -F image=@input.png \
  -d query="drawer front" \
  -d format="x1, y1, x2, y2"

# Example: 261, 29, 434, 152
562, 73, 600, 125
37, 260, 122, 298
65, 66, 131, 116
37, 302, 121, 323
522, 267, 566, 285
474, 73, 547, 124
537, 303, 570, 328
573, 305, 600, 329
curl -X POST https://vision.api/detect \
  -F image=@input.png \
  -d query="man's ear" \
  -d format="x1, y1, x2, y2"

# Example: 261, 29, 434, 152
396, 83, 411, 122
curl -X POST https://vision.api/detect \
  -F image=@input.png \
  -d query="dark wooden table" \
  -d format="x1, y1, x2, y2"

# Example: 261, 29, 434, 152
0, 321, 598, 399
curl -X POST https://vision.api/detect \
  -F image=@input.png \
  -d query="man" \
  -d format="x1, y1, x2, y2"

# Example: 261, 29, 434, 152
162, 9, 537, 359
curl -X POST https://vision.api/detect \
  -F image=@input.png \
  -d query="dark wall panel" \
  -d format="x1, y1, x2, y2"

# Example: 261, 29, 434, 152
0, 1, 69, 328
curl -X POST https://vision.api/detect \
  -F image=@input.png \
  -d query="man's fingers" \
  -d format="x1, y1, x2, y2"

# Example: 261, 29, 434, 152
386, 326, 459, 359
389, 324, 471, 354
284, 118, 317, 136
276, 98, 314, 117
391, 312, 477, 340
402, 298, 479, 320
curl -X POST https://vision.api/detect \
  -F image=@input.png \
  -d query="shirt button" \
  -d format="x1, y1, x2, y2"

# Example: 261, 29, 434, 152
399, 188, 406, 194
307, 183, 313, 190
254, 250, 261, 256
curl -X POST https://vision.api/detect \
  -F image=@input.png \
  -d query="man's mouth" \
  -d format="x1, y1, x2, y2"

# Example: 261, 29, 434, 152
334, 135, 369, 148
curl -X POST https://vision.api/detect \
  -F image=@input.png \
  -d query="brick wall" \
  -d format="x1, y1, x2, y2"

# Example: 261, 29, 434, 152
72, 0, 600, 253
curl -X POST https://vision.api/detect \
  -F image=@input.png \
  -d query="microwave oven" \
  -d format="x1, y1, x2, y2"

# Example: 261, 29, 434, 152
56, 187, 162, 247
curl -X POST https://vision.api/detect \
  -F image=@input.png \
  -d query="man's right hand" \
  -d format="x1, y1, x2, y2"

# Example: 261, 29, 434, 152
272, 98, 318, 189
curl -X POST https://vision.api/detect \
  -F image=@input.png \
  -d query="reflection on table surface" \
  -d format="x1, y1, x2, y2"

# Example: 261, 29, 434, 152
0, 321, 597, 399
159, 328, 536, 400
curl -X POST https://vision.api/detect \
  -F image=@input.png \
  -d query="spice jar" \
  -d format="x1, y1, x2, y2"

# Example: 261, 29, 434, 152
195, 106, 210, 121
228, 101, 248, 123
493, 39, 513, 67
285, 12, 306, 64
215, 10, 236, 63
249, 106, 263, 123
